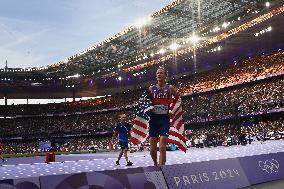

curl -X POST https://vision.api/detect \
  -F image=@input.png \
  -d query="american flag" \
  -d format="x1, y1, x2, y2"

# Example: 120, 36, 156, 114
130, 91, 187, 152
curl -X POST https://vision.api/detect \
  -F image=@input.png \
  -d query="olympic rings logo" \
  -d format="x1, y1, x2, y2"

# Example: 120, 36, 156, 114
258, 159, 280, 174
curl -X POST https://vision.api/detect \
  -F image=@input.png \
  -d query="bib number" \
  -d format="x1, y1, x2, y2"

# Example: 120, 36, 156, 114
153, 104, 168, 114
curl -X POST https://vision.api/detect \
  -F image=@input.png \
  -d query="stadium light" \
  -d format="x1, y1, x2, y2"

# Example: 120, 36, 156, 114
158, 48, 165, 54
74, 73, 80, 78
213, 27, 220, 32
265, 2, 270, 7
222, 22, 229, 28
134, 16, 152, 28
169, 43, 179, 50
189, 34, 200, 44
135, 20, 146, 28
66, 73, 80, 79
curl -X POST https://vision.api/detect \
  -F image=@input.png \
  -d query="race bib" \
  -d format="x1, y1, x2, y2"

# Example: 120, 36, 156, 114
153, 104, 168, 114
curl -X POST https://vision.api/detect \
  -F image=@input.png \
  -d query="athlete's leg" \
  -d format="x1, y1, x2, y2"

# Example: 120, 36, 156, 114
159, 136, 168, 165
123, 148, 129, 162
117, 149, 124, 161
116, 141, 124, 165
150, 137, 159, 166
158, 114, 170, 166
124, 147, 133, 166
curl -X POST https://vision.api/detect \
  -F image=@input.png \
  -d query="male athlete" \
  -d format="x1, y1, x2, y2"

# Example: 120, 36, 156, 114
112, 114, 133, 166
148, 67, 179, 166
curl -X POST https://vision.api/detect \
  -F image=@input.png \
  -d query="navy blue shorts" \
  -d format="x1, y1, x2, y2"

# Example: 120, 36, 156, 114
149, 114, 170, 137
118, 141, 129, 149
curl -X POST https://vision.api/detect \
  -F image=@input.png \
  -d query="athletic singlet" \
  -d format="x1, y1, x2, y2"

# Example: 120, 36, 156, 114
150, 84, 172, 114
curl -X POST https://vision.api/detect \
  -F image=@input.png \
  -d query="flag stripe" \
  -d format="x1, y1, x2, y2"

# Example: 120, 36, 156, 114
171, 112, 183, 128
168, 136, 187, 148
169, 129, 186, 143
130, 136, 143, 145
132, 125, 148, 135
133, 119, 148, 130
176, 120, 184, 131
131, 131, 149, 144
131, 127, 148, 138
172, 117, 183, 130
168, 138, 187, 152
169, 130, 186, 143
134, 116, 149, 126
171, 103, 182, 116
170, 97, 179, 110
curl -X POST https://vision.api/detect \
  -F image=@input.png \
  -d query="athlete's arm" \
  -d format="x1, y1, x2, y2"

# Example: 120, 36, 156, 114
149, 86, 153, 93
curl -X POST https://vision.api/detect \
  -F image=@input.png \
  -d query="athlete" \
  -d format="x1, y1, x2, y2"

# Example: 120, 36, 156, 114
149, 67, 179, 166
112, 114, 133, 166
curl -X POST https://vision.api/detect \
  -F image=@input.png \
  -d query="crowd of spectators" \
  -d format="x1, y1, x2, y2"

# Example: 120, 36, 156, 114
1, 117, 283, 154
0, 60, 282, 138
0, 52, 283, 154
0, 52, 283, 136
178, 51, 284, 95
0, 110, 134, 137
59, 137, 111, 152
2, 141, 38, 154
2, 137, 112, 155
188, 117, 284, 148
0, 91, 141, 117
183, 78, 283, 123
1, 51, 283, 117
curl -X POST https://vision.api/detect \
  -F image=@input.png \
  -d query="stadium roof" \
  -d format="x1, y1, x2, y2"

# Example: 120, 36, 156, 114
43, 0, 280, 76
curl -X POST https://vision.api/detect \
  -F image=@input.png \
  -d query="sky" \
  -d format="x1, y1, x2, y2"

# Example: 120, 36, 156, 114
0, 0, 173, 69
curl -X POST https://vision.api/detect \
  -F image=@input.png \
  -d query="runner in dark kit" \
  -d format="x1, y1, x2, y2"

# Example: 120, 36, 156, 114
112, 114, 133, 166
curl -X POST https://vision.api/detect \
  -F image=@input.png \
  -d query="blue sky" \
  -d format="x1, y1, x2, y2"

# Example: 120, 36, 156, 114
0, 0, 173, 68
